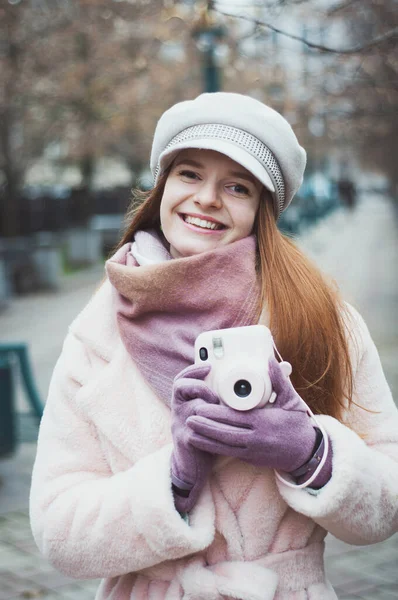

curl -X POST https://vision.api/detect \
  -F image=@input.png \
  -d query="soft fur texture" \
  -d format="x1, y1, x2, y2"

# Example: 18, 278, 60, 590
30, 280, 398, 599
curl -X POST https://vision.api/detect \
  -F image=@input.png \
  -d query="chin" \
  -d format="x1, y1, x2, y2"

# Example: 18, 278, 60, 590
172, 241, 218, 258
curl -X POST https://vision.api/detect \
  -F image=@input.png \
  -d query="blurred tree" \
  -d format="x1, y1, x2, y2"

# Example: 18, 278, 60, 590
0, 1, 70, 236
215, 0, 397, 198
1, 0, 167, 234
33, 0, 166, 220
1, 2, 21, 237
3, 0, 395, 240
327, 0, 398, 198
44, 0, 209, 192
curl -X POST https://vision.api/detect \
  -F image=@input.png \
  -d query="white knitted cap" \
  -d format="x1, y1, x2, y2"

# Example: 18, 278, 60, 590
150, 92, 307, 216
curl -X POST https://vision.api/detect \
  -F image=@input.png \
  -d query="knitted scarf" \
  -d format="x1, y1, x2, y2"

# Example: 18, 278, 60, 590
106, 231, 260, 406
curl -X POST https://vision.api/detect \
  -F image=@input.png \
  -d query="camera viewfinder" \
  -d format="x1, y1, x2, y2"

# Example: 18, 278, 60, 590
212, 337, 224, 358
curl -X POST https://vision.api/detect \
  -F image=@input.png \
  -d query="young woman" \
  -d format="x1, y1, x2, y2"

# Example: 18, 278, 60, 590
30, 93, 398, 600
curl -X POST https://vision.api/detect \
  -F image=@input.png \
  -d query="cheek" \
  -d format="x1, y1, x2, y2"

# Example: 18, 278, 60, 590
159, 200, 166, 230
159, 188, 173, 226
160, 180, 182, 217
245, 197, 261, 232
235, 205, 258, 234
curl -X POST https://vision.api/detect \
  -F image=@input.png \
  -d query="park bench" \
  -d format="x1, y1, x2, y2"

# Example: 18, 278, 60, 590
0, 343, 43, 458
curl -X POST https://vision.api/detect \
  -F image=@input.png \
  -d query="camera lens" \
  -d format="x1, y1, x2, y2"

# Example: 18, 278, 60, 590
199, 347, 208, 361
234, 380, 252, 398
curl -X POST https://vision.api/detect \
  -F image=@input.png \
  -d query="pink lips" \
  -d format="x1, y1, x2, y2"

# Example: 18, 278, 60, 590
182, 212, 225, 226
179, 213, 226, 235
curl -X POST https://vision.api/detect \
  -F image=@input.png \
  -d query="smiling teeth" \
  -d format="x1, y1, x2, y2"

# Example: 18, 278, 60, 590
184, 215, 221, 230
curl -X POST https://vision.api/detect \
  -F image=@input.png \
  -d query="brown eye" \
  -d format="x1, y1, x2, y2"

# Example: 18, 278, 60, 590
179, 170, 200, 180
228, 184, 250, 196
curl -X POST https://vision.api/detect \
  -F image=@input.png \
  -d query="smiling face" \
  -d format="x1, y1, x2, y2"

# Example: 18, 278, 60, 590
159, 149, 263, 259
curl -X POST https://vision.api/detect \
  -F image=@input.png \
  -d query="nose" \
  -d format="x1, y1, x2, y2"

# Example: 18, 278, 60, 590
193, 181, 222, 209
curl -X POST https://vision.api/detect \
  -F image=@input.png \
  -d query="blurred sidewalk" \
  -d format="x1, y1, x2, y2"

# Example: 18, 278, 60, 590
0, 193, 397, 599
0, 263, 105, 407
0, 263, 104, 599
297, 194, 398, 600
298, 193, 398, 395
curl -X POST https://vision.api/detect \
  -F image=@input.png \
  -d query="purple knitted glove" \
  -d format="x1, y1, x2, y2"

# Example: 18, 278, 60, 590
186, 358, 322, 475
171, 364, 219, 513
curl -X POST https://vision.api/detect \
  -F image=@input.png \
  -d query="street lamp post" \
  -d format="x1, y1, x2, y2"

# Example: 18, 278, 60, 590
191, 2, 226, 93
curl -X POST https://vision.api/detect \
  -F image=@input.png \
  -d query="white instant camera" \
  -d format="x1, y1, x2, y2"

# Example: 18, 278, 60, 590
194, 325, 292, 411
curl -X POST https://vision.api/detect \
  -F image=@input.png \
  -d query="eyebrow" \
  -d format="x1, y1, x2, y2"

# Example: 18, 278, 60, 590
174, 158, 204, 169
229, 170, 259, 187
174, 158, 259, 187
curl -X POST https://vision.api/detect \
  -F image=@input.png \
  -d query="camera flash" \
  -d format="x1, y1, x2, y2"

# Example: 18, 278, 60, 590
212, 337, 224, 358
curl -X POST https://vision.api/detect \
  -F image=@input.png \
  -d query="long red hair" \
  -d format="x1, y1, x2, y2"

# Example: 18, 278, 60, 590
115, 170, 354, 420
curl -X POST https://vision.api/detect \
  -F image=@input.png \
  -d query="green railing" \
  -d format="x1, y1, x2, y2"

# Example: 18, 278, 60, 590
0, 343, 43, 419
0, 343, 43, 457
0, 353, 15, 456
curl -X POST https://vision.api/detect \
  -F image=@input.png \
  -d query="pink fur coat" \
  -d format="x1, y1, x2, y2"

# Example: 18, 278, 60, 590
30, 280, 398, 600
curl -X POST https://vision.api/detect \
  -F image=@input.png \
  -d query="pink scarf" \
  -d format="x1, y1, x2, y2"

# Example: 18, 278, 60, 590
106, 231, 260, 406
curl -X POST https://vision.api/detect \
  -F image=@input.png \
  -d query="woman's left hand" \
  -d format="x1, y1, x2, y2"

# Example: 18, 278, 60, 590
186, 358, 318, 473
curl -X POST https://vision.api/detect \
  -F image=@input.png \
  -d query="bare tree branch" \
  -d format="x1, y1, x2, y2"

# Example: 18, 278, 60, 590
214, 8, 398, 54
327, 0, 363, 16
215, 0, 311, 7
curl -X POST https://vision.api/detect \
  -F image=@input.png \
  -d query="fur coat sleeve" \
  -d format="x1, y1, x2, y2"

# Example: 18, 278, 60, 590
277, 305, 398, 545
29, 288, 215, 579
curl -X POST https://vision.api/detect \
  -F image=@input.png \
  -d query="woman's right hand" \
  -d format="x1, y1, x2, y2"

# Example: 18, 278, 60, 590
171, 364, 220, 513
